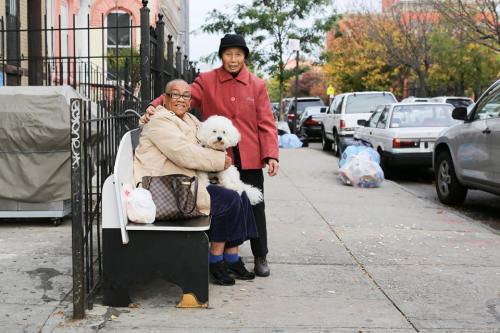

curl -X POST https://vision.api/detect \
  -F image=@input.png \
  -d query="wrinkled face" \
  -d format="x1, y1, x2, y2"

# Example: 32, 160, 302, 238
221, 47, 245, 74
197, 115, 241, 150
164, 81, 191, 117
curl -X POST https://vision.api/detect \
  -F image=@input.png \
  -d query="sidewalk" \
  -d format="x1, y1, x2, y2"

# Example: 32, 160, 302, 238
2, 146, 500, 332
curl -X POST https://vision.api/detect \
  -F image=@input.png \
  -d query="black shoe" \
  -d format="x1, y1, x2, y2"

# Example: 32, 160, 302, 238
226, 258, 255, 280
209, 261, 235, 286
254, 256, 270, 277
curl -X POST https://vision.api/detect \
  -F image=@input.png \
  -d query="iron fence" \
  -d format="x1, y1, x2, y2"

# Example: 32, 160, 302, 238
0, 0, 197, 319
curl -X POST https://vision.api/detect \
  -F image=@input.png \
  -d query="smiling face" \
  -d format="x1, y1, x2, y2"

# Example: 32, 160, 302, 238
221, 47, 245, 74
164, 81, 191, 117
197, 115, 241, 151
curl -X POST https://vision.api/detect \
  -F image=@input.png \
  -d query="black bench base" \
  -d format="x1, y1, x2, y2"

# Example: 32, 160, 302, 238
102, 228, 209, 308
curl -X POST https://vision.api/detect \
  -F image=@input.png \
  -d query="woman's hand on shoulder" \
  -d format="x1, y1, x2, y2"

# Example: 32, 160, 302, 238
266, 158, 279, 177
142, 105, 157, 124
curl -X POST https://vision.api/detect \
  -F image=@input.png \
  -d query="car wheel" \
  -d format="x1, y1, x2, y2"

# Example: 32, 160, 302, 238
435, 151, 467, 205
321, 128, 332, 151
332, 131, 341, 157
378, 149, 392, 179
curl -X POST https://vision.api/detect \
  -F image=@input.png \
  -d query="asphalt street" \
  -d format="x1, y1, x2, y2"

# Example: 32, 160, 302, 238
309, 142, 500, 233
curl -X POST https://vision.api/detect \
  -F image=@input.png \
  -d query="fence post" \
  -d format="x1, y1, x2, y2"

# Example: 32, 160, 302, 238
70, 98, 85, 319
175, 46, 182, 79
140, 0, 151, 111
155, 14, 165, 97
183, 55, 189, 81
166, 35, 174, 82
190, 62, 196, 83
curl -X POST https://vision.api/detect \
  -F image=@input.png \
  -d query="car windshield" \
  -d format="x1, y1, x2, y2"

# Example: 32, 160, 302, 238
445, 98, 473, 108
345, 94, 396, 114
390, 104, 459, 128
296, 100, 324, 115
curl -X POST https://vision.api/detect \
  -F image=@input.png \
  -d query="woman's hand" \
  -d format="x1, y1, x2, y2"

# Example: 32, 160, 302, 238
267, 158, 279, 176
143, 105, 156, 123
224, 155, 233, 170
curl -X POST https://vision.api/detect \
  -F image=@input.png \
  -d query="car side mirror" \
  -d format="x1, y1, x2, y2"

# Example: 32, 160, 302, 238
357, 119, 367, 127
452, 107, 468, 121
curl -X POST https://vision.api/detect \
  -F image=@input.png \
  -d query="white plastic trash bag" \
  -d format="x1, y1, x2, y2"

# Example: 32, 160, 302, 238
339, 150, 384, 188
122, 184, 156, 224
278, 133, 303, 148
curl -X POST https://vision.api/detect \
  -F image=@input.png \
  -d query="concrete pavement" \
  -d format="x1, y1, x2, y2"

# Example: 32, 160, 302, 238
1, 146, 499, 332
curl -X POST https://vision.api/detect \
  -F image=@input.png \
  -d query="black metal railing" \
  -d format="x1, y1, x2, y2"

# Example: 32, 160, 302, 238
0, 0, 198, 319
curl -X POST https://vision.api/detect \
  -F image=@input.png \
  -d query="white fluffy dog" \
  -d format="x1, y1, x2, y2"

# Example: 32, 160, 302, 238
196, 115, 263, 205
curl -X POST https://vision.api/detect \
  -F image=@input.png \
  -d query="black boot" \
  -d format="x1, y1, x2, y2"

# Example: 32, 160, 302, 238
209, 261, 235, 286
226, 258, 255, 280
254, 256, 270, 277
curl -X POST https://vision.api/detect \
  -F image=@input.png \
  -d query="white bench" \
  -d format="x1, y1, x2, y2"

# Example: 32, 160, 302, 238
101, 129, 211, 308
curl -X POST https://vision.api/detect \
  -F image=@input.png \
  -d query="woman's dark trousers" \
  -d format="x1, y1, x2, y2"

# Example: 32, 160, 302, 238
239, 169, 268, 257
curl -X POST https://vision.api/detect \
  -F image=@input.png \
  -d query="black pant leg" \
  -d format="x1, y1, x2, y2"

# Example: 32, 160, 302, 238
239, 169, 268, 257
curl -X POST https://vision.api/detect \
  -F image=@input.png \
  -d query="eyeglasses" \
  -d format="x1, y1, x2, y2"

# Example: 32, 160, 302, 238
165, 92, 191, 100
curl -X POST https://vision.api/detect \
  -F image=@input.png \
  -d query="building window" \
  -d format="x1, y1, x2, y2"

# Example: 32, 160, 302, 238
107, 12, 131, 48
5, 0, 20, 68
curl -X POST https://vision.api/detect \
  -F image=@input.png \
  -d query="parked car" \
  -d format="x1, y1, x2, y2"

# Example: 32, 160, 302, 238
433, 79, 500, 205
321, 91, 397, 156
284, 97, 325, 133
356, 103, 460, 175
296, 106, 328, 138
271, 102, 279, 120
401, 96, 430, 103
429, 96, 474, 109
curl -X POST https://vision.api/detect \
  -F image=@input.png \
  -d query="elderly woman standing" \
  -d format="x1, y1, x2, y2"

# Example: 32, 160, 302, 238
144, 35, 279, 277
135, 79, 258, 285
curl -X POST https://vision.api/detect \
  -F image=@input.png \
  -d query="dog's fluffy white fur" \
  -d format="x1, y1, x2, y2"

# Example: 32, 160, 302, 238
197, 115, 263, 205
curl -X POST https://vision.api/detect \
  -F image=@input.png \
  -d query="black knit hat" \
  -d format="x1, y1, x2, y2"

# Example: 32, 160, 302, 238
218, 34, 250, 58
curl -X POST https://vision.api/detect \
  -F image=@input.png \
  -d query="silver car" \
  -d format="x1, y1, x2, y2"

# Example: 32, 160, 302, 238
433, 79, 500, 205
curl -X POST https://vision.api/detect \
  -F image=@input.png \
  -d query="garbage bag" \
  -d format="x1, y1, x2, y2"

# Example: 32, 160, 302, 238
338, 146, 384, 188
122, 184, 156, 224
278, 133, 304, 148
339, 145, 380, 168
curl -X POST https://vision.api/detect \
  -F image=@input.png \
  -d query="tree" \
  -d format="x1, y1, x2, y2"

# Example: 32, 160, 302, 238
365, 5, 437, 96
429, 0, 500, 53
427, 26, 500, 97
323, 14, 403, 96
201, 0, 339, 119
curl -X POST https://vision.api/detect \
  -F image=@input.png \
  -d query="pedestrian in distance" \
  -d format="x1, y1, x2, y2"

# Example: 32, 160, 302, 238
141, 34, 279, 277
135, 79, 259, 286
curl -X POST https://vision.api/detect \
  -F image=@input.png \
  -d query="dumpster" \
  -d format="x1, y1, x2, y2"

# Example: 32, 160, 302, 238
0, 86, 88, 224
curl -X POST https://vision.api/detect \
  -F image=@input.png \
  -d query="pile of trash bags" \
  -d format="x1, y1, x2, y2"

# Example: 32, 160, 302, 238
338, 145, 384, 188
276, 121, 307, 148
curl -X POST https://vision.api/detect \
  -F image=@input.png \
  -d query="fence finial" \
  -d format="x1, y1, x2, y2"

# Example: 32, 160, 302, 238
158, 13, 164, 21
142, 0, 148, 7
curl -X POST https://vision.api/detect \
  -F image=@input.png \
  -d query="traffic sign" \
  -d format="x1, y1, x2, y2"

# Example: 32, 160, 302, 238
326, 85, 335, 96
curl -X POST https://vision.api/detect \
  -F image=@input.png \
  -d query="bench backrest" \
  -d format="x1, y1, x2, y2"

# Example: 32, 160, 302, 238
113, 128, 141, 244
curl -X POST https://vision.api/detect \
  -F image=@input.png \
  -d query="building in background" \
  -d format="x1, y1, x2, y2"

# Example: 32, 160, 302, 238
0, 0, 189, 86
0, 0, 45, 85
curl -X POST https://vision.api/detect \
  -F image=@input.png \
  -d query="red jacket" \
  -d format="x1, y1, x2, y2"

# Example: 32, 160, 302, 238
151, 65, 279, 170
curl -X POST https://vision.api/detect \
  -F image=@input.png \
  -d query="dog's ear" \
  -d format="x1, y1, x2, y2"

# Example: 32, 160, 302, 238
226, 122, 241, 147
196, 120, 209, 143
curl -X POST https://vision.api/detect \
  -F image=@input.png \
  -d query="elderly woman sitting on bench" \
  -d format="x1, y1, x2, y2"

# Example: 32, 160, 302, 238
134, 79, 257, 286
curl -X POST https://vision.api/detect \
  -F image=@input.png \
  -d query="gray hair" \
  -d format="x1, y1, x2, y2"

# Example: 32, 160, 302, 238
165, 79, 189, 93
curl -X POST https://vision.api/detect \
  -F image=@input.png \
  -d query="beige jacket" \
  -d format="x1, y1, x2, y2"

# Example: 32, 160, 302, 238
134, 106, 225, 214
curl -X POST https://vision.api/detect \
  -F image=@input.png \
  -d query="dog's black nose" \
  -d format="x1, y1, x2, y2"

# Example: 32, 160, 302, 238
217, 136, 222, 141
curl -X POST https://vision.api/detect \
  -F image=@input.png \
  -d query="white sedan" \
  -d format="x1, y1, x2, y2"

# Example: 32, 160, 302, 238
355, 103, 461, 173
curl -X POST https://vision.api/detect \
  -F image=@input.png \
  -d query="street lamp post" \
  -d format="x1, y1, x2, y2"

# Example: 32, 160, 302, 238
294, 49, 299, 133
289, 38, 300, 133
